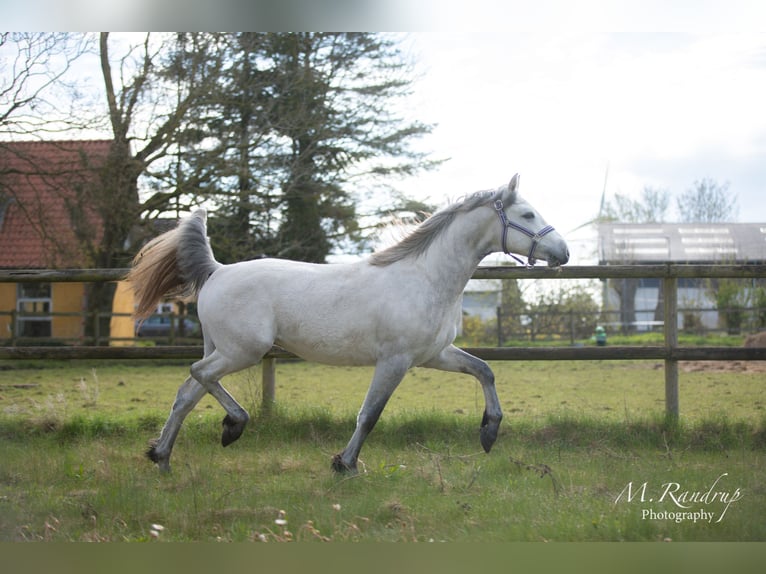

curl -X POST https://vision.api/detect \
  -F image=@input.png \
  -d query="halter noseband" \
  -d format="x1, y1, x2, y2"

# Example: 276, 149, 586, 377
493, 199, 556, 268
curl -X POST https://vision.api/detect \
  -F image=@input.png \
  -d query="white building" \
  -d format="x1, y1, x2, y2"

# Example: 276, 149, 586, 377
597, 222, 766, 331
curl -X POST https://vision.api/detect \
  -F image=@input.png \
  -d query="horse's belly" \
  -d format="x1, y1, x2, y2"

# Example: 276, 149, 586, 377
275, 335, 379, 366
275, 310, 457, 368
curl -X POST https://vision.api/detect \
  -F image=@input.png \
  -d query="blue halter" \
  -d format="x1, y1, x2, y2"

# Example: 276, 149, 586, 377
493, 199, 556, 268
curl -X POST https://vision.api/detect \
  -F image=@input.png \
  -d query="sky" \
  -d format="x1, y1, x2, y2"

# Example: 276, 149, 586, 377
4, 1, 766, 265
393, 31, 766, 263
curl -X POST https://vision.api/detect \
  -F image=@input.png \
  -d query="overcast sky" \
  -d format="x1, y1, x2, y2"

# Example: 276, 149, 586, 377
5, 1, 765, 266
395, 32, 766, 244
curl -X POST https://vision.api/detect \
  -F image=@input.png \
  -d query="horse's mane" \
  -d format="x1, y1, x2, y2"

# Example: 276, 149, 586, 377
369, 185, 514, 266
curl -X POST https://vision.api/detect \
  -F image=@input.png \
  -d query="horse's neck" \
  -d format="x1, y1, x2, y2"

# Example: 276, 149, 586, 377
418, 207, 496, 299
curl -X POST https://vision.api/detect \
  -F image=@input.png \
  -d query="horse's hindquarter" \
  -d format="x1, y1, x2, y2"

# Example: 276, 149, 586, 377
198, 259, 460, 367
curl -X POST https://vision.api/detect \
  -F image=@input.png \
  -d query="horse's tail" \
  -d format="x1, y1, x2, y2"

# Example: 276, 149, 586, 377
127, 209, 222, 320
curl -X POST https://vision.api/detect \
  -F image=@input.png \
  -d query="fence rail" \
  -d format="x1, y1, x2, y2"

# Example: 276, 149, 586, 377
2, 264, 766, 419
2, 263, 766, 283
2, 343, 764, 363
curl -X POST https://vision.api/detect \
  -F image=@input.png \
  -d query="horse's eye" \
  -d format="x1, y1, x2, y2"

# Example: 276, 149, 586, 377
522, 212, 535, 220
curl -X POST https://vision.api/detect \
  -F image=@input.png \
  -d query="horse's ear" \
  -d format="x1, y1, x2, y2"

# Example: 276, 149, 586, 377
503, 173, 520, 204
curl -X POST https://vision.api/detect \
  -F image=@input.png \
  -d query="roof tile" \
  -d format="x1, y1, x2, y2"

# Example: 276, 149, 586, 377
0, 140, 112, 268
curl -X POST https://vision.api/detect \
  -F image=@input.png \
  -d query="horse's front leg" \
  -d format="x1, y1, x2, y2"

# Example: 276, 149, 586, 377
422, 345, 503, 453
332, 356, 411, 473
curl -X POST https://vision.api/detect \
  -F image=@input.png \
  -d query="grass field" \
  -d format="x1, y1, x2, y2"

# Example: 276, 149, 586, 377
1, 358, 764, 542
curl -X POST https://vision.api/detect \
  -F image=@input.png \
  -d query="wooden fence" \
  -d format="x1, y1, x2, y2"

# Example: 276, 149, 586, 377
2, 264, 765, 418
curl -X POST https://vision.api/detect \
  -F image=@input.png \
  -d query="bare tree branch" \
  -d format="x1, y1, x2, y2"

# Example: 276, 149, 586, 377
1, 33, 94, 137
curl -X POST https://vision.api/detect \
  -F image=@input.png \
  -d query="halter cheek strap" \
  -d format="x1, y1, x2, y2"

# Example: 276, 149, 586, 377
493, 199, 556, 268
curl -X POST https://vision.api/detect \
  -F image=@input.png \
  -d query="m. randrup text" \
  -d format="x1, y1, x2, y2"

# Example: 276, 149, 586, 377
614, 473, 742, 523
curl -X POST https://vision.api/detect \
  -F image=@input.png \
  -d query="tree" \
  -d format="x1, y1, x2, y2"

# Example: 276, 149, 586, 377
97, 33, 231, 253
1, 33, 95, 261
1, 34, 94, 267
498, 264, 525, 344
602, 185, 671, 332
1, 33, 224, 258
182, 33, 439, 263
603, 186, 670, 223
57, 33, 223, 340
676, 178, 744, 331
3, 33, 437, 339
602, 177, 741, 335
1, 33, 93, 137
676, 178, 737, 223
159, 33, 281, 263
524, 282, 599, 342
712, 279, 748, 334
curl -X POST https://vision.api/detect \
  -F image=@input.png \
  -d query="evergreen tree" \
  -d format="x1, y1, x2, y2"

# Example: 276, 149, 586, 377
180, 33, 438, 263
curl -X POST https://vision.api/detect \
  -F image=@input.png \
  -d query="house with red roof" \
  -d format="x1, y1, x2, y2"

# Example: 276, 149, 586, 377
0, 140, 114, 343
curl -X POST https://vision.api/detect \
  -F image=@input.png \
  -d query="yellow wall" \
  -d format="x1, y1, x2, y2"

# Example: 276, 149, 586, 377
110, 280, 135, 346
1, 280, 136, 344
0, 281, 86, 342
0, 283, 15, 341
51, 283, 85, 340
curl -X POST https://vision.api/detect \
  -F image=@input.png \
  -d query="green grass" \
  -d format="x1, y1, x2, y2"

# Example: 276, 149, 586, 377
456, 330, 747, 348
1, 359, 764, 542
2, 358, 763, 423
600, 332, 747, 347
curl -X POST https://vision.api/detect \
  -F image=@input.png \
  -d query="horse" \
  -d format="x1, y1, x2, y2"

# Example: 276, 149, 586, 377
128, 173, 569, 473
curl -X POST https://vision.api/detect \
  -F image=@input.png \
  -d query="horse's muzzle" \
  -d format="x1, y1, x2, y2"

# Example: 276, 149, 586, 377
546, 246, 570, 268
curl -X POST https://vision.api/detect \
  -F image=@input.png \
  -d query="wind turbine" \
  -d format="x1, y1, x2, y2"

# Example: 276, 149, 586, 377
567, 162, 610, 235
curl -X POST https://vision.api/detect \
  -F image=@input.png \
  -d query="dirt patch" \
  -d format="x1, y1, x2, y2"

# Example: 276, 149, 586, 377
681, 332, 766, 373
680, 360, 766, 373
744, 332, 766, 348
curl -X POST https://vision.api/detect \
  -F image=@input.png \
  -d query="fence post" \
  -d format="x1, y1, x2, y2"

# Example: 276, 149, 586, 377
92, 310, 100, 346
569, 309, 576, 345
663, 275, 679, 419
496, 306, 503, 347
261, 357, 276, 411
9, 309, 17, 346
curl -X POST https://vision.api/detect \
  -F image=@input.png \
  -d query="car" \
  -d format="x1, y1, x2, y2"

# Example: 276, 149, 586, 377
135, 314, 201, 339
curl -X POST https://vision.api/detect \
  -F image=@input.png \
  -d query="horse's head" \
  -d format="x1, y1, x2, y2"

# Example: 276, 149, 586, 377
492, 174, 569, 267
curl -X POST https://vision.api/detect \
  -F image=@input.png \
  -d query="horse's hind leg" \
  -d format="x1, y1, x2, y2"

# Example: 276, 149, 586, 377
190, 348, 265, 448
148, 345, 265, 471
422, 345, 503, 453
148, 375, 207, 472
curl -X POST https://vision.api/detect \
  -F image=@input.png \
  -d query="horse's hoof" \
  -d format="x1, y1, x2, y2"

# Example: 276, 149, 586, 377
146, 442, 160, 463
146, 442, 171, 472
480, 425, 497, 453
331, 454, 356, 474
221, 414, 247, 447
479, 412, 501, 453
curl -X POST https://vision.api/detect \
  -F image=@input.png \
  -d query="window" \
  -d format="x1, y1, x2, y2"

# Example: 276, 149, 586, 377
16, 283, 52, 338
